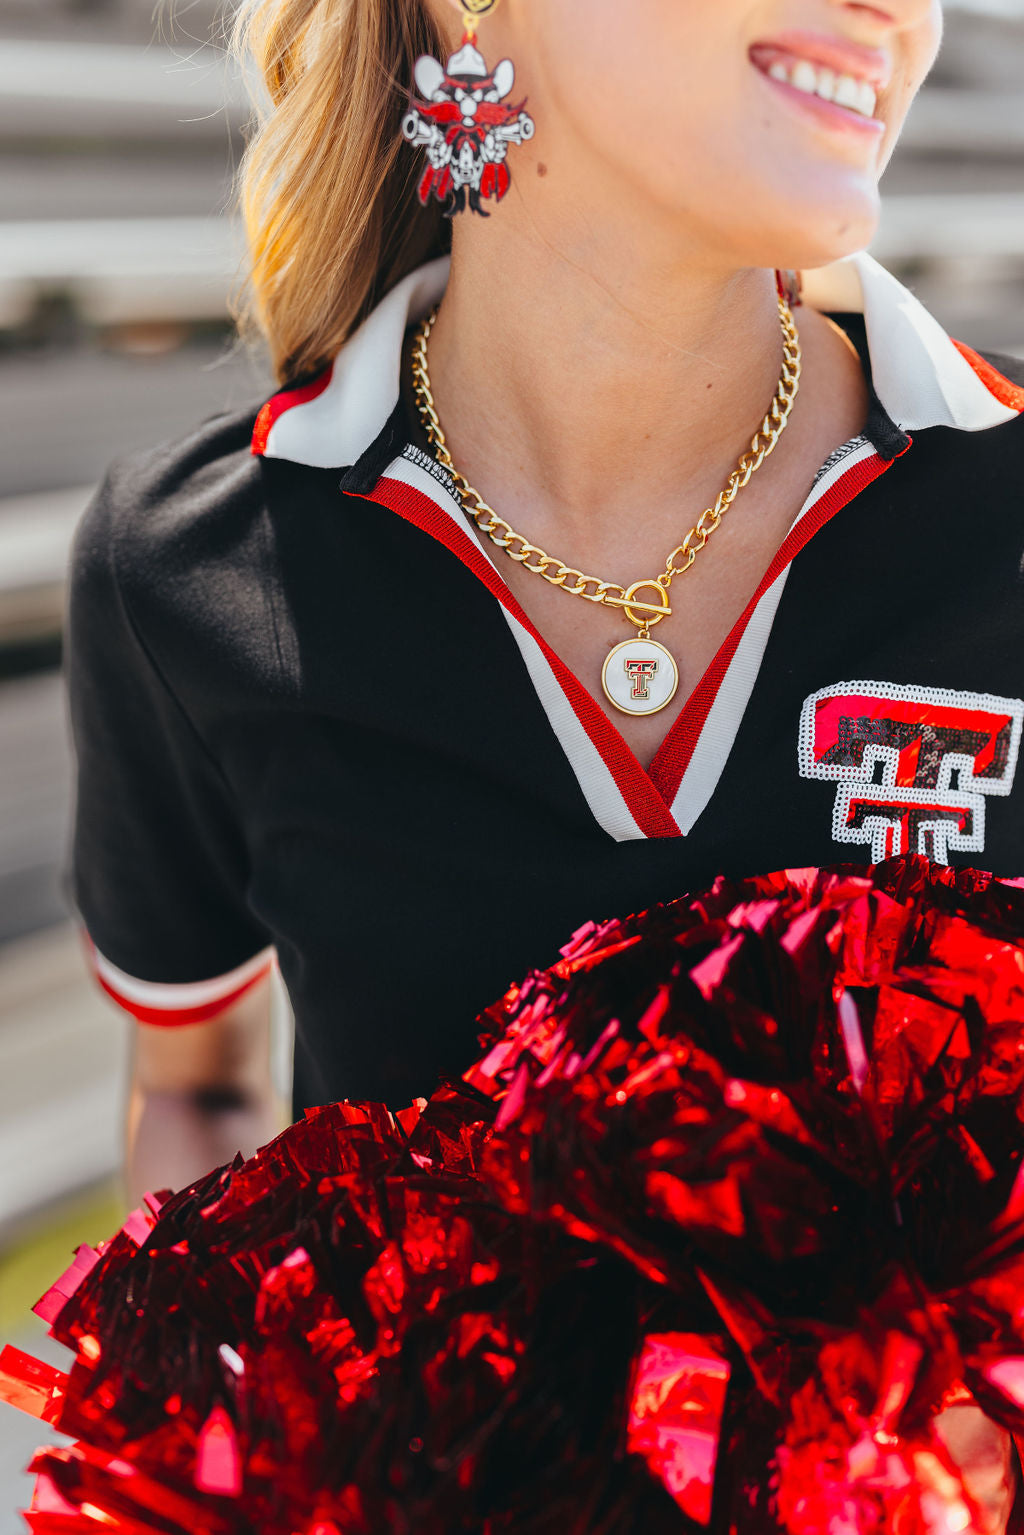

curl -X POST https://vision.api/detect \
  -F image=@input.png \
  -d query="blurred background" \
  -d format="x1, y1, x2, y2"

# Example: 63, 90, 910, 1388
0, 0, 1022, 1520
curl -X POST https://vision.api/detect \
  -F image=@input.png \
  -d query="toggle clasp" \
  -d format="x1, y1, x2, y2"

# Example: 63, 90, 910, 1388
620, 579, 672, 632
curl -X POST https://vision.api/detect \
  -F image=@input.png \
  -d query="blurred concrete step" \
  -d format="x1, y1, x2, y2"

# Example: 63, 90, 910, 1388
0, 486, 92, 644
0, 216, 244, 327
0, 0, 225, 46
0, 671, 75, 944
0, 340, 269, 500
0, 923, 127, 1234
900, 88, 1024, 154
874, 193, 1024, 263
0, 39, 249, 140
0, 148, 233, 222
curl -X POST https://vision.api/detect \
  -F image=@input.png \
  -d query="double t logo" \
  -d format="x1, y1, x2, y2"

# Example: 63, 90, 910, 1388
798, 680, 1023, 864
624, 658, 659, 702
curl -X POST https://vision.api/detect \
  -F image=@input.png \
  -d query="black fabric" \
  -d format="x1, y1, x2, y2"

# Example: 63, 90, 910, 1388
66, 421, 276, 983
679, 402, 1024, 879
63, 328, 1024, 1118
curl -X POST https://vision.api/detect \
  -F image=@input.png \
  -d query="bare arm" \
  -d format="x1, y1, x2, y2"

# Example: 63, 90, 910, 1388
124, 970, 284, 1205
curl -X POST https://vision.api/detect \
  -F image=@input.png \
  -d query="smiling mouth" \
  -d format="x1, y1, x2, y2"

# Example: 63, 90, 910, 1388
748, 38, 889, 128
764, 56, 877, 118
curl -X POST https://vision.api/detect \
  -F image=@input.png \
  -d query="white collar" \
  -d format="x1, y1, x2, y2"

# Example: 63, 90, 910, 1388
254, 250, 1021, 469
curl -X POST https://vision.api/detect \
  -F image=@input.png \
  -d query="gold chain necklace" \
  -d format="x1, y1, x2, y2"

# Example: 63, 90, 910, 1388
410, 296, 802, 717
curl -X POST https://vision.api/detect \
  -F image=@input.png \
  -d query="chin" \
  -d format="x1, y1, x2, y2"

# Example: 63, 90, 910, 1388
757, 185, 882, 274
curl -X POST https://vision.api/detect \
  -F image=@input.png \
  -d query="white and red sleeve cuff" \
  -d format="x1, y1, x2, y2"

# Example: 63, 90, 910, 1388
83, 935, 277, 1026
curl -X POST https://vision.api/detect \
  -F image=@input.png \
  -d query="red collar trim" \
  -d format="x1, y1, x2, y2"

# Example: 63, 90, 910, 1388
952, 340, 1024, 415
251, 364, 334, 458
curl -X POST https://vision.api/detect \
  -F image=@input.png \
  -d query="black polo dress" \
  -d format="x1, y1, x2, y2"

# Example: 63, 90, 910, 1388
65, 252, 1024, 1113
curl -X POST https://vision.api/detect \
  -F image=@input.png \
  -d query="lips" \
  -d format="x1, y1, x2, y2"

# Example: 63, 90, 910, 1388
760, 55, 878, 118
750, 32, 892, 89
749, 33, 890, 136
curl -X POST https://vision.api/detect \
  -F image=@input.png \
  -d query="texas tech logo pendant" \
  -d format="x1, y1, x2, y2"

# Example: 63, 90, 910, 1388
601, 637, 679, 717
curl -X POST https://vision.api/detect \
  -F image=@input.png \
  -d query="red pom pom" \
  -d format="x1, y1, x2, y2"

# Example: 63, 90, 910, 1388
4, 855, 1024, 1532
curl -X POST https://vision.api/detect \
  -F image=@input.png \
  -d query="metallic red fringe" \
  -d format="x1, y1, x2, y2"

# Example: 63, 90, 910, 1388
4, 855, 1024, 1533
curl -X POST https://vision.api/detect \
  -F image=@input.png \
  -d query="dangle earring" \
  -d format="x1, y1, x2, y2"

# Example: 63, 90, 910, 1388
401, 0, 535, 218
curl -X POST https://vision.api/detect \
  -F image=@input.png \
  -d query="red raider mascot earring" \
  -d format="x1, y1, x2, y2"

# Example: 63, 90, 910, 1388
402, 0, 535, 217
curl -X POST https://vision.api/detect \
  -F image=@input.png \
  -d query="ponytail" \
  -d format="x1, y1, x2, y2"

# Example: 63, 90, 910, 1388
231, 0, 448, 384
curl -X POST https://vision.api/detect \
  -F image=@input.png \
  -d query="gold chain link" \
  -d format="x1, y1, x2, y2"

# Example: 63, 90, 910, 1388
410, 294, 802, 632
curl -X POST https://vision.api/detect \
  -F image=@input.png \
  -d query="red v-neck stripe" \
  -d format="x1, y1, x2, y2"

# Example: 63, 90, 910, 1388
357, 446, 902, 840
353, 474, 681, 839
648, 450, 900, 804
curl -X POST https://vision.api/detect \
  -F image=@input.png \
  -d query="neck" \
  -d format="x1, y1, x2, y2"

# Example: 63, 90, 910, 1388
424, 210, 790, 542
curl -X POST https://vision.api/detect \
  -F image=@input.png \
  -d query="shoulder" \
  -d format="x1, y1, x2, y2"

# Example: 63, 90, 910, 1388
67, 403, 317, 700
69, 397, 334, 633
72, 404, 266, 591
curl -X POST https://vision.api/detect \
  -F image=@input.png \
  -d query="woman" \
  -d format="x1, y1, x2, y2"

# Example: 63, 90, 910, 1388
67, 0, 1024, 1203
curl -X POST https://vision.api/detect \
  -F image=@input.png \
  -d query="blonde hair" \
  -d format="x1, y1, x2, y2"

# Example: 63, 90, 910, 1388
231, 0, 449, 384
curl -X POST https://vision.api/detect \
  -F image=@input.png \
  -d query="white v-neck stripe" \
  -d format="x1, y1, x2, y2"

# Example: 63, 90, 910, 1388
495, 616, 648, 841
669, 438, 879, 833
380, 442, 889, 847
383, 453, 649, 840
281, 249, 1024, 849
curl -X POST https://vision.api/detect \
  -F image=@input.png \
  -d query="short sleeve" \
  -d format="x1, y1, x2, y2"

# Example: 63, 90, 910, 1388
65, 466, 274, 1024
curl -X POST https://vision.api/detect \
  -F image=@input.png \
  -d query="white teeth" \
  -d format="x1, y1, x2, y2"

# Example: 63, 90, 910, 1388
791, 59, 818, 94
815, 67, 837, 102
766, 58, 877, 119
856, 79, 877, 116
833, 72, 862, 109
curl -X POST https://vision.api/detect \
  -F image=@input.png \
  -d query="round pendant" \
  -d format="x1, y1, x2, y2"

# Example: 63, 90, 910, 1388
601, 636, 679, 717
